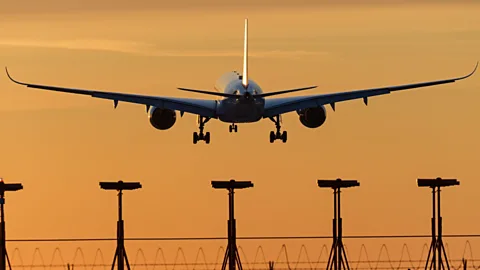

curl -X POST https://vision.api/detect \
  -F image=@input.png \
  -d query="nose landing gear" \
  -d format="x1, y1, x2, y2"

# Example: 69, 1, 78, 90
229, 123, 238, 133
268, 115, 287, 143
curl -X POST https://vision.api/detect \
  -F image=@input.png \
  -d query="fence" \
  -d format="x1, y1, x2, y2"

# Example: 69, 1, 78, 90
5, 235, 480, 270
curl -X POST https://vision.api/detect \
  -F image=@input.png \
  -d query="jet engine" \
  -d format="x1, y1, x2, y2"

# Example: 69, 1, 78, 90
297, 106, 327, 128
148, 106, 177, 130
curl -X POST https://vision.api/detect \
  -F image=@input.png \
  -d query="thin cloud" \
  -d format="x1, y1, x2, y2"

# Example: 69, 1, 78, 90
0, 38, 329, 58
0, 39, 152, 55
1, 0, 476, 15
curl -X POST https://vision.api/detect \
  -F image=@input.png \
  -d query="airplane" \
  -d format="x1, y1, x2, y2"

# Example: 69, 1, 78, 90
4, 19, 478, 144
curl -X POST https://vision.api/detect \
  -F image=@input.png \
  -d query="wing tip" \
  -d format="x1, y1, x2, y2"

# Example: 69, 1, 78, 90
4, 66, 24, 85
454, 61, 478, 81
465, 61, 478, 78
5, 66, 11, 80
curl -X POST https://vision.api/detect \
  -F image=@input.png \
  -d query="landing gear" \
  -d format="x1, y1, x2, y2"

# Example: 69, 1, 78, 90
193, 131, 210, 144
268, 115, 287, 143
269, 130, 287, 143
229, 123, 238, 133
193, 116, 211, 144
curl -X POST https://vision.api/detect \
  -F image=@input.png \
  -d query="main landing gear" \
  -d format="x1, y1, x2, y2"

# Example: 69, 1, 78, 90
193, 116, 211, 144
269, 115, 287, 143
229, 123, 238, 133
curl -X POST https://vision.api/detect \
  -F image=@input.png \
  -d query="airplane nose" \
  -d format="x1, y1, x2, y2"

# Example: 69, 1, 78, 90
244, 91, 252, 100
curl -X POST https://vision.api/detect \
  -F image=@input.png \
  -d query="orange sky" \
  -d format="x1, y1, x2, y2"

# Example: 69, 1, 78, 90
0, 1, 479, 267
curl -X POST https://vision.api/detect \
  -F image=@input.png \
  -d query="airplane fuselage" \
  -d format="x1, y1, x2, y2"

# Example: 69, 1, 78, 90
214, 71, 265, 123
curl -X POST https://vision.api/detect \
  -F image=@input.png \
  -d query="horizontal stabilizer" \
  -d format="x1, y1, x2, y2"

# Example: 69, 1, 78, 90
177, 87, 237, 98
256, 86, 317, 98
178, 86, 317, 99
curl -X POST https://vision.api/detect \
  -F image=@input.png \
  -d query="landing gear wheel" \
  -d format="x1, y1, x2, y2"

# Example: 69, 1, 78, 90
281, 131, 287, 143
234, 125, 238, 132
193, 132, 199, 144
269, 131, 275, 143
205, 132, 211, 144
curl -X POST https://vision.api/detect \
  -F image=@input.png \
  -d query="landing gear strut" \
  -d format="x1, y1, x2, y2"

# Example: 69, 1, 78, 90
193, 116, 211, 144
268, 115, 287, 143
229, 123, 238, 133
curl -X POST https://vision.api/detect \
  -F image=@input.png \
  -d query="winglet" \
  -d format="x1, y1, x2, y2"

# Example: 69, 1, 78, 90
458, 61, 478, 80
5, 67, 14, 82
242, 18, 248, 88
5, 67, 28, 86
471, 61, 478, 76
6, 67, 17, 84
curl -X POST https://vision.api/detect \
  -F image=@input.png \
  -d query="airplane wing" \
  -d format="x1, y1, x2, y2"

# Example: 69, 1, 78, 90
5, 68, 218, 118
263, 62, 478, 118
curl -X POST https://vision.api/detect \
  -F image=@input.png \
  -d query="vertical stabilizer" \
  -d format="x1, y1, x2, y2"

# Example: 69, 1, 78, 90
242, 18, 248, 88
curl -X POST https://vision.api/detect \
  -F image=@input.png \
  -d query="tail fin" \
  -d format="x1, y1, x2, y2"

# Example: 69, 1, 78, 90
242, 18, 248, 88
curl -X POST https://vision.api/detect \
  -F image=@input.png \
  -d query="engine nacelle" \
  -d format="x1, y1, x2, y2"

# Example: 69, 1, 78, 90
148, 107, 176, 130
297, 106, 327, 128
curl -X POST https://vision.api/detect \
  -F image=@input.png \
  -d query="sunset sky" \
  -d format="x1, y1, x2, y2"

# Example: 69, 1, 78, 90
0, 0, 479, 267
